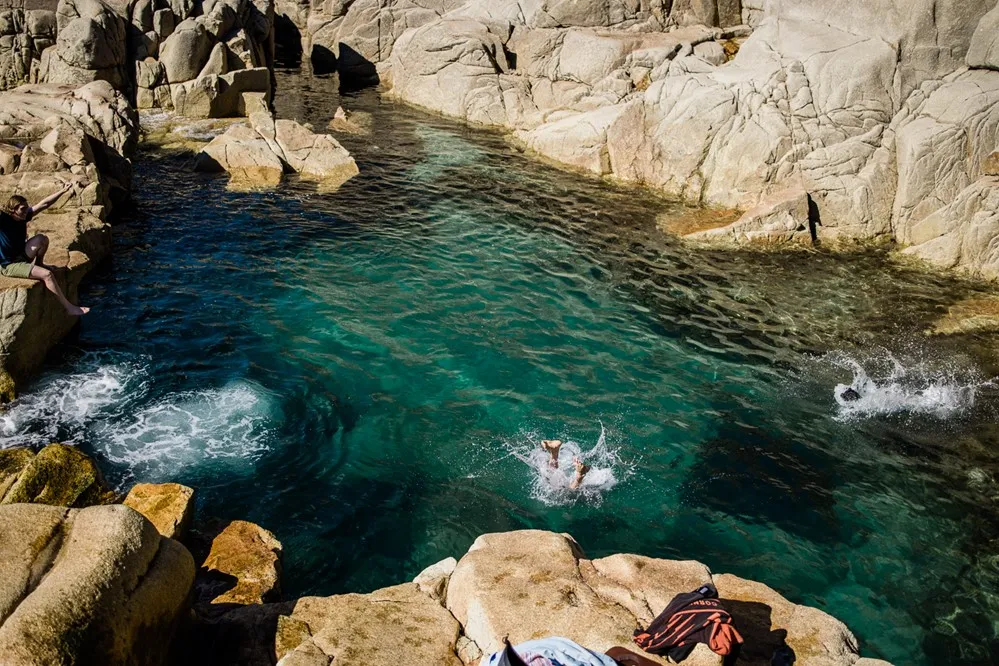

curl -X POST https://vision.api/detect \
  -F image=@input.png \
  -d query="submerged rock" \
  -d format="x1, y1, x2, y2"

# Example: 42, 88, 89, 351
0, 503, 195, 666
928, 295, 999, 336
0, 444, 116, 507
123, 482, 196, 539
687, 187, 813, 247
326, 106, 372, 135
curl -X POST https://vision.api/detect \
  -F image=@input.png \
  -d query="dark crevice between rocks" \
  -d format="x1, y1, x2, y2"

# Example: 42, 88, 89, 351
336, 44, 379, 92
274, 13, 303, 69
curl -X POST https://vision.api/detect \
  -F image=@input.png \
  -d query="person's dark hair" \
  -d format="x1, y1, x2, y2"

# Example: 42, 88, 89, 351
4, 195, 28, 214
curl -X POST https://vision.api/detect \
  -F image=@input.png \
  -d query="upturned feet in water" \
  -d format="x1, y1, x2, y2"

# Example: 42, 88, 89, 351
541, 439, 562, 468
569, 456, 590, 490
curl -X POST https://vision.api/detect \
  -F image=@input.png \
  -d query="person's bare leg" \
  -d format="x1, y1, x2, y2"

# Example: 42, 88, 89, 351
28, 265, 89, 316
24, 234, 50, 268
570, 456, 590, 489
541, 439, 562, 468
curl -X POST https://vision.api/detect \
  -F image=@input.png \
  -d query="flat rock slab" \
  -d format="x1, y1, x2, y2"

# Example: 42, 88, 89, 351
277, 583, 463, 666
926, 295, 999, 336
123, 482, 195, 539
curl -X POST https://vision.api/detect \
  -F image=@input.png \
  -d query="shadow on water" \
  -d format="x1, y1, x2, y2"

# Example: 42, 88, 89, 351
679, 421, 842, 546
6, 68, 999, 665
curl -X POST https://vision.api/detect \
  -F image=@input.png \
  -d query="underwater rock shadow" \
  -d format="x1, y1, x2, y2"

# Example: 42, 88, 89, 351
678, 421, 844, 546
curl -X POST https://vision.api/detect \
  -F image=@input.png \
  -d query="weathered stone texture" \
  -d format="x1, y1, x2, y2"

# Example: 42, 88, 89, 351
123, 482, 196, 539
0, 443, 115, 506
0, 503, 195, 666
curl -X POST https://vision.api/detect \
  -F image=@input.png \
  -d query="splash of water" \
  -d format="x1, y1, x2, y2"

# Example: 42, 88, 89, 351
0, 353, 149, 447
0, 352, 275, 485
505, 423, 625, 506
101, 384, 275, 482
825, 349, 992, 420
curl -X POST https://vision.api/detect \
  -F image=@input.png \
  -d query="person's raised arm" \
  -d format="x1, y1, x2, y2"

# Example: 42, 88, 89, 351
30, 182, 73, 215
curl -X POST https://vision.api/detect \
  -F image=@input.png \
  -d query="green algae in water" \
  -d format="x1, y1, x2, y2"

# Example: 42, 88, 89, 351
4, 71, 999, 665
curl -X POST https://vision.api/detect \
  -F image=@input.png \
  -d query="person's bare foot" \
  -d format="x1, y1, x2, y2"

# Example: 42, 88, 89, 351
569, 456, 590, 489
65, 305, 89, 316
541, 439, 562, 468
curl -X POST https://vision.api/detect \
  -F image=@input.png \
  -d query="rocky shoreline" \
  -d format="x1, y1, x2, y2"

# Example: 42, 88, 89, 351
0, 80, 136, 398
273, 0, 999, 276
0, 1, 996, 664
0, 444, 891, 666
0, 0, 997, 392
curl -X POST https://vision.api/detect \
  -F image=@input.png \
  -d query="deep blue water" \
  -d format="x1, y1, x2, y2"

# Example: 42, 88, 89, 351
4, 71, 999, 665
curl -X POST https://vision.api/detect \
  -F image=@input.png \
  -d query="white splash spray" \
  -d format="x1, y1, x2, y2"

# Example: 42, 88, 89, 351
0, 352, 275, 485
505, 423, 626, 506
0, 354, 149, 447
825, 349, 992, 420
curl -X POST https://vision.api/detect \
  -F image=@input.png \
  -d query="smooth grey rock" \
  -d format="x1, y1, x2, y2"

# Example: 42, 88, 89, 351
967, 3, 999, 70
159, 17, 212, 83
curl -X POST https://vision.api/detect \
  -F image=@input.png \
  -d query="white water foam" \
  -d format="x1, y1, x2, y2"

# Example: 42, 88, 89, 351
0, 352, 275, 484
0, 353, 149, 447
826, 349, 992, 420
505, 423, 626, 506
100, 383, 275, 482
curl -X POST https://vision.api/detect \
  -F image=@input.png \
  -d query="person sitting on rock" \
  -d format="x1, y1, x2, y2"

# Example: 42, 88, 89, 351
541, 440, 591, 489
0, 184, 90, 316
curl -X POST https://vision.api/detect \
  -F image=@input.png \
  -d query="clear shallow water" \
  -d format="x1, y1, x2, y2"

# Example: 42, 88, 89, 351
5, 71, 999, 664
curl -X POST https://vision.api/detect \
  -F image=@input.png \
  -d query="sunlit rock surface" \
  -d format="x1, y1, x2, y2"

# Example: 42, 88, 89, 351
123, 482, 196, 539
308, 0, 999, 269
0, 503, 194, 666
0, 443, 115, 506
195, 110, 358, 189
0, 80, 135, 397
270, 530, 887, 666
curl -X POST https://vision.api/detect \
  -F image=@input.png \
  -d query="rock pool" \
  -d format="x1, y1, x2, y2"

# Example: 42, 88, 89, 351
4, 71, 999, 665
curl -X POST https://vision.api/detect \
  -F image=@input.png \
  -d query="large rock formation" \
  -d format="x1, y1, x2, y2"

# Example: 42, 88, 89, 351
271, 530, 888, 666
0, 444, 116, 506
37, 0, 129, 88
148, 0, 275, 117
366, 0, 999, 278
0, 80, 136, 397
0, 502, 195, 666
1, 0, 276, 120
0, 2, 57, 88
286, 0, 754, 83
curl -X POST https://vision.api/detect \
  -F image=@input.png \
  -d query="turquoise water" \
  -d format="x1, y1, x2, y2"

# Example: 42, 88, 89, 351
4, 71, 999, 664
